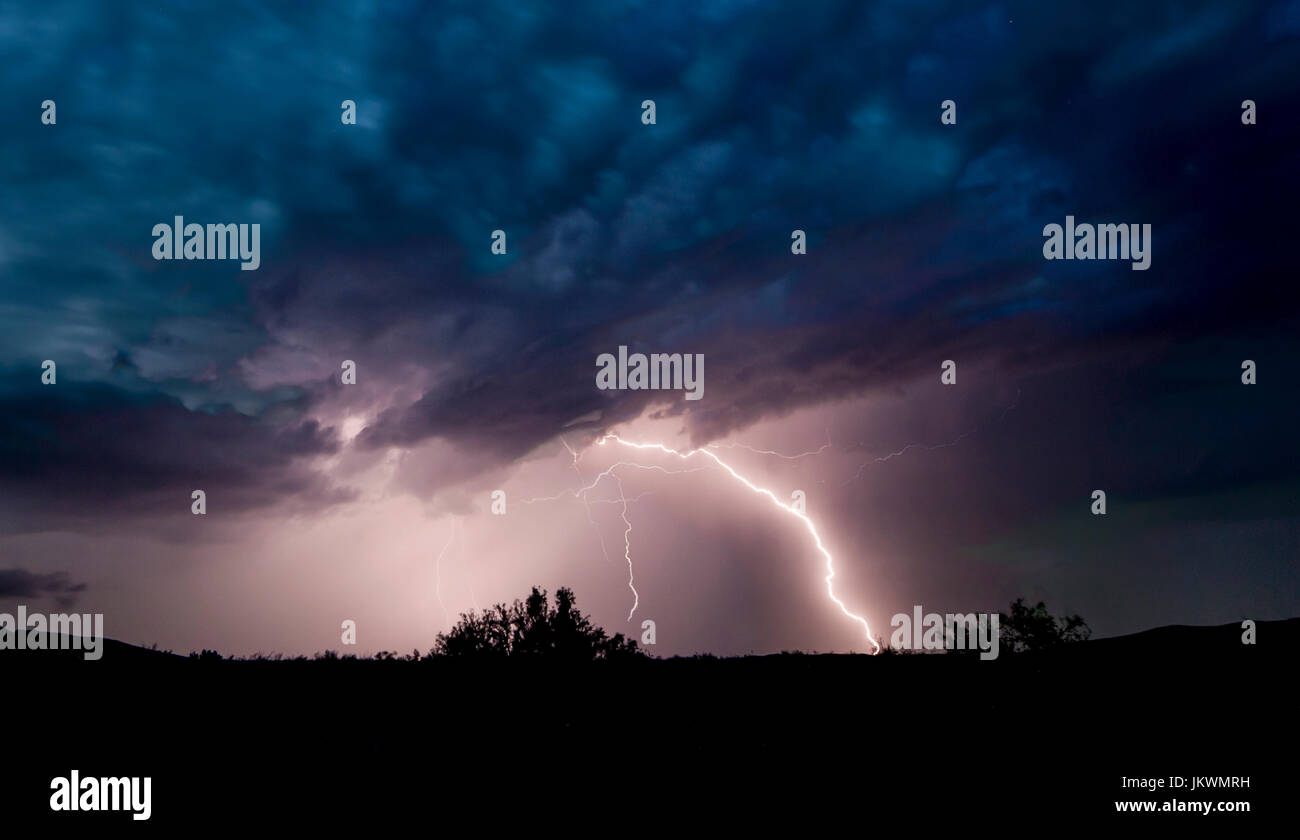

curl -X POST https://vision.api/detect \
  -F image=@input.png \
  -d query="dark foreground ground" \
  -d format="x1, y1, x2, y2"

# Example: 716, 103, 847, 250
2, 619, 1294, 828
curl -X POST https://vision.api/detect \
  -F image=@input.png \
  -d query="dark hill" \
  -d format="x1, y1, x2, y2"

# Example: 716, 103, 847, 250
3, 618, 1291, 826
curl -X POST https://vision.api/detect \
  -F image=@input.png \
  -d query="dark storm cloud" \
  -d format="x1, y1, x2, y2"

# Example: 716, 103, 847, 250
0, 568, 87, 608
0, 375, 350, 532
1, 0, 1298, 529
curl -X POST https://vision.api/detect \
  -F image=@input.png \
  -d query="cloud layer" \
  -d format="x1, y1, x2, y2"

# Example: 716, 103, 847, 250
1, 1, 1297, 652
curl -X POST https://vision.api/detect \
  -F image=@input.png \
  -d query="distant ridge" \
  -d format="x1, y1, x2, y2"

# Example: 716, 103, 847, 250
4, 617, 1296, 663
1057, 617, 1299, 660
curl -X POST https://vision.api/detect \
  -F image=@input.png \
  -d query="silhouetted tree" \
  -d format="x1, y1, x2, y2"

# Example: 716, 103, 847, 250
999, 598, 1091, 653
433, 586, 643, 661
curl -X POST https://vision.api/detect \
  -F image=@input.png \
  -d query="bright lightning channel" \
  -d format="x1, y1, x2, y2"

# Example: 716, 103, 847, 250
596, 434, 881, 654
839, 387, 1022, 485
708, 430, 832, 460
433, 520, 456, 629
522, 454, 705, 621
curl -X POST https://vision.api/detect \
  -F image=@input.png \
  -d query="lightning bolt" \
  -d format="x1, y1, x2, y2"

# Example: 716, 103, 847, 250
596, 434, 881, 654
840, 387, 1022, 486
709, 428, 833, 461
512, 390, 1020, 653
523, 452, 703, 620
433, 519, 456, 629
612, 472, 637, 620
517, 390, 1019, 652
840, 434, 973, 485
589, 490, 655, 505
561, 436, 613, 566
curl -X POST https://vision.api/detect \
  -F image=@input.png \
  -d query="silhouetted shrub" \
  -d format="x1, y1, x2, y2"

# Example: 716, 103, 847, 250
433, 586, 644, 661
998, 598, 1091, 653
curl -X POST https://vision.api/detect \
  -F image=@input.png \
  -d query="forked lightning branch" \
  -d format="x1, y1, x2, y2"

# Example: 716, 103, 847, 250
524, 432, 882, 654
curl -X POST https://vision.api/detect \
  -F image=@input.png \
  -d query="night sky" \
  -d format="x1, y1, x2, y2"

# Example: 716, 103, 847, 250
2, 0, 1298, 657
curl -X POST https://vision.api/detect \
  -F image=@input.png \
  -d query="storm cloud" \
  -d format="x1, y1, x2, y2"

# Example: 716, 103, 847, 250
0, 1, 1297, 653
